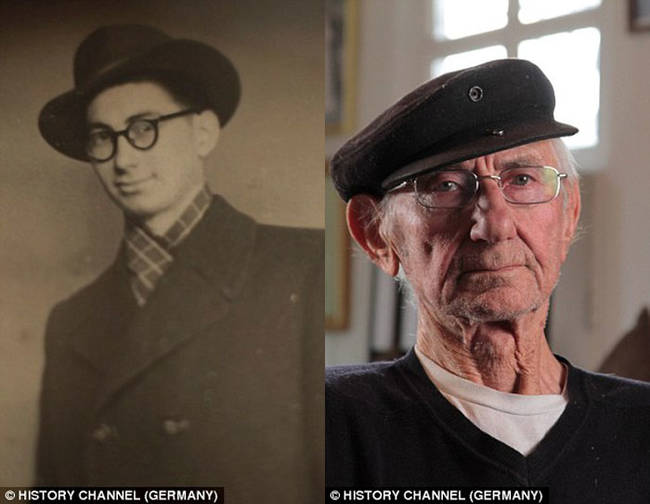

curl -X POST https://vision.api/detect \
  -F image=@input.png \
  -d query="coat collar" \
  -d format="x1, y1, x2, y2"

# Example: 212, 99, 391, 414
66, 195, 257, 409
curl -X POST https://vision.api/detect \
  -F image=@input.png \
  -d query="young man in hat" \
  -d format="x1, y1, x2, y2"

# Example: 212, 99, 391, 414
37, 25, 322, 501
326, 59, 650, 500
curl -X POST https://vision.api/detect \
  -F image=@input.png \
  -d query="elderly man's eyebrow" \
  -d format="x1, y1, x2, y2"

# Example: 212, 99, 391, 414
439, 161, 471, 171
436, 156, 548, 172
503, 157, 547, 168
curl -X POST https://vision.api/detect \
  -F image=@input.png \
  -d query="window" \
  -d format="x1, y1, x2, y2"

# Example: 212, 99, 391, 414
428, 0, 602, 151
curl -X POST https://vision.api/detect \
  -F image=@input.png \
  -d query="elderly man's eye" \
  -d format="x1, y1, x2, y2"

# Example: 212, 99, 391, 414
418, 171, 468, 194
513, 174, 531, 185
435, 180, 461, 192
503, 168, 540, 187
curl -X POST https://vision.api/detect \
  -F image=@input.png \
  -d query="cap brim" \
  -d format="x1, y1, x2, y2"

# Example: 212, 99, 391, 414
381, 118, 578, 190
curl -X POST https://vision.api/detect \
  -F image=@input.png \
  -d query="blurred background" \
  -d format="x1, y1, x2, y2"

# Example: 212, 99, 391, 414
0, 0, 324, 485
326, 0, 650, 376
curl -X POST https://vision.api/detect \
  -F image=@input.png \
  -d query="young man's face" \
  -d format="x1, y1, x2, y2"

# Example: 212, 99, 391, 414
86, 81, 207, 227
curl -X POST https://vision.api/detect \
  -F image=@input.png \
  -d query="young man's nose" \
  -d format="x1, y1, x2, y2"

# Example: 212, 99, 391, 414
113, 135, 139, 172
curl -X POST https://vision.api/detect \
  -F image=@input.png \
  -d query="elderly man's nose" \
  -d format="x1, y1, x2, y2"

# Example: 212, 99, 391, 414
469, 178, 516, 243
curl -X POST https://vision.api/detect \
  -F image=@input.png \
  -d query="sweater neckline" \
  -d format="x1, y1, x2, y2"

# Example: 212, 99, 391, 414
396, 348, 592, 484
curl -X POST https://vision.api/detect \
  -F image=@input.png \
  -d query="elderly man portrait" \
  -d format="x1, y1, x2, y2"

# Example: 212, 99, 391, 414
5, 3, 324, 500
326, 59, 650, 500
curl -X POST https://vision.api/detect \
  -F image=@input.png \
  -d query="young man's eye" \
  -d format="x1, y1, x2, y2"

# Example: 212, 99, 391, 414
88, 130, 112, 142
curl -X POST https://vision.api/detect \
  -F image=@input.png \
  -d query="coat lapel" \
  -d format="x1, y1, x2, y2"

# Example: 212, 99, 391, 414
93, 195, 257, 412
66, 253, 135, 373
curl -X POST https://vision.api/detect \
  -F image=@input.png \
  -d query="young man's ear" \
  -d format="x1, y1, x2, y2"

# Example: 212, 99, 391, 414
346, 194, 400, 276
194, 109, 220, 158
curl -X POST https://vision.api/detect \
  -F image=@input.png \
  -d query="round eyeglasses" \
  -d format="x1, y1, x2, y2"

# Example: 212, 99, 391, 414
389, 166, 568, 209
85, 109, 198, 162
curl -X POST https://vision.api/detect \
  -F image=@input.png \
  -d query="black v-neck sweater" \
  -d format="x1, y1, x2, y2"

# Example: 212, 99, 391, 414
326, 349, 650, 503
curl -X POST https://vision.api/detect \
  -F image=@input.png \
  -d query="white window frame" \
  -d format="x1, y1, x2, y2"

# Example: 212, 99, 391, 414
414, 0, 611, 172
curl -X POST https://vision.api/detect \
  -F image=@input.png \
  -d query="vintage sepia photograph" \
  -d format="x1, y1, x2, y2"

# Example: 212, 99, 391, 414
0, 0, 324, 500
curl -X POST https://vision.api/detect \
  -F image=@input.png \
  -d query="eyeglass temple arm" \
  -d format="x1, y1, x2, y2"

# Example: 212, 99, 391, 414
385, 180, 409, 193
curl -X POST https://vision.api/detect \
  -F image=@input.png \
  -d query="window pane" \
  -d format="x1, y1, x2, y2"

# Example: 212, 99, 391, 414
519, 0, 601, 24
433, 0, 508, 40
518, 28, 600, 149
432, 45, 508, 77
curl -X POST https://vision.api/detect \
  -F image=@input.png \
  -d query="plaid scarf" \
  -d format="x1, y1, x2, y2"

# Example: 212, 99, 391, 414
124, 186, 212, 307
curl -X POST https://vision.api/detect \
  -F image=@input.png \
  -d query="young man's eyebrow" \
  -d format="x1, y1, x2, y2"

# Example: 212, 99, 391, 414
125, 111, 158, 122
87, 111, 159, 131
87, 121, 111, 130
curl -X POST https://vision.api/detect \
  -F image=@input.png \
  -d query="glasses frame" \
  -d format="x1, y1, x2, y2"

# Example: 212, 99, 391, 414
389, 165, 568, 209
85, 108, 198, 162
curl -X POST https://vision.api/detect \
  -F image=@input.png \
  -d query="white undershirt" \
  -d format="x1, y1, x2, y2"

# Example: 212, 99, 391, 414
414, 346, 568, 456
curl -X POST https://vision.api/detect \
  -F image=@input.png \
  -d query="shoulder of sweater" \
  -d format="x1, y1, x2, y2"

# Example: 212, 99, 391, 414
573, 366, 650, 407
326, 358, 425, 413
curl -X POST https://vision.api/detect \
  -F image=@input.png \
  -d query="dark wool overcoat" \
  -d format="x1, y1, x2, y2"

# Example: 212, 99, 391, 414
36, 195, 324, 503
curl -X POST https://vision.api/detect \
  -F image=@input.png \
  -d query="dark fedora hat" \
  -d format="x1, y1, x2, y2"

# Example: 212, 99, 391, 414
39, 24, 241, 161
330, 58, 578, 201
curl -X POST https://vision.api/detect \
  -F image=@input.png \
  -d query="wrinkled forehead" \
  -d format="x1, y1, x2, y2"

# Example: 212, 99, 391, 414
442, 140, 558, 172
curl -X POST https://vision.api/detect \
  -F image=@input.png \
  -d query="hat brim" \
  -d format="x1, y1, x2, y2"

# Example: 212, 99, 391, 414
381, 118, 578, 191
39, 39, 240, 161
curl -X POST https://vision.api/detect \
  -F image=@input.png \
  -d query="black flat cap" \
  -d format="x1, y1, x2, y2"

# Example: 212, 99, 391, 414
330, 58, 578, 201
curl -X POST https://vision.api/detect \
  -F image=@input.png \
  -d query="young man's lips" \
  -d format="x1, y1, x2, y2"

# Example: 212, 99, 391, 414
115, 178, 151, 193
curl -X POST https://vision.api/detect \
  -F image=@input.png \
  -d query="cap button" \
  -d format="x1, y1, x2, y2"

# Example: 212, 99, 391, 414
468, 85, 484, 102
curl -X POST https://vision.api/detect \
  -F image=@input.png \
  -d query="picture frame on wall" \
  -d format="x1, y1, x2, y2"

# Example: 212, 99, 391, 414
325, 165, 350, 330
630, 0, 650, 31
325, 0, 358, 135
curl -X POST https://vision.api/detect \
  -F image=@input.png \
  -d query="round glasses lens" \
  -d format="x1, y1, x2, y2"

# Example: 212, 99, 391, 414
86, 129, 114, 161
415, 170, 476, 208
500, 166, 558, 204
127, 120, 157, 149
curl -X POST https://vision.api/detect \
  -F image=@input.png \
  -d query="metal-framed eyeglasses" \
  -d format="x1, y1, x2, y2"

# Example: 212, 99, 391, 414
85, 108, 198, 162
388, 166, 568, 209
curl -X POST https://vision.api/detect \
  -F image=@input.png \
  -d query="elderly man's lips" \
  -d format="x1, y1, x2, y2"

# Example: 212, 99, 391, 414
461, 265, 525, 274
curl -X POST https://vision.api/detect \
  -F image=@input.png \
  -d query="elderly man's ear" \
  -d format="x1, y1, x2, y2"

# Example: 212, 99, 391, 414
193, 110, 220, 158
561, 178, 582, 260
347, 195, 400, 276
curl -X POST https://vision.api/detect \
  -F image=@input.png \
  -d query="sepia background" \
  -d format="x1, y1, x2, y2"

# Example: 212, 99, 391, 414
0, 0, 324, 485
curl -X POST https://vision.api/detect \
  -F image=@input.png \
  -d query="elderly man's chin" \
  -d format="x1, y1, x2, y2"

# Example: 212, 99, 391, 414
445, 275, 544, 323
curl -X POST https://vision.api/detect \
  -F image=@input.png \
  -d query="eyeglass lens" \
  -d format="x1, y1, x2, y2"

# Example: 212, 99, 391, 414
85, 109, 197, 162
414, 166, 562, 208
86, 119, 158, 162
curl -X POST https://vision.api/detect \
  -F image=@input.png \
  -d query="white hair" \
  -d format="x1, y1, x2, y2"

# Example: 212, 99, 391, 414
551, 137, 579, 179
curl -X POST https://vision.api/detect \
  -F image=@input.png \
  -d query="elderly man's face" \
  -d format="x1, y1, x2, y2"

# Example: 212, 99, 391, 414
86, 81, 208, 223
379, 140, 579, 324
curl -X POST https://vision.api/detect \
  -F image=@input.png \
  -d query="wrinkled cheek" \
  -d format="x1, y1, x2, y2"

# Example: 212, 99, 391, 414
411, 252, 451, 308
534, 250, 564, 294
